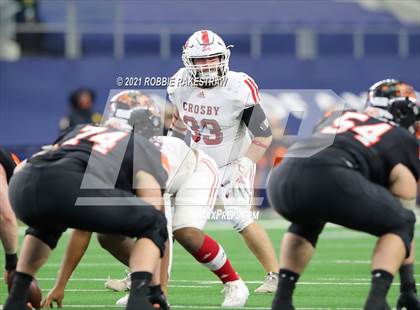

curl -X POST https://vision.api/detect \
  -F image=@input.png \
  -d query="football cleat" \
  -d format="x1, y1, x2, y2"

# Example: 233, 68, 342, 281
254, 272, 279, 293
271, 297, 295, 310
115, 294, 129, 306
116, 292, 170, 309
397, 291, 420, 310
105, 271, 131, 292
221, 279, 249, 308
364, 299, 392, 310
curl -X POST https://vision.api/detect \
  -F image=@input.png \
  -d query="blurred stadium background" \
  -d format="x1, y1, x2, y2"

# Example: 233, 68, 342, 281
0, 0, 419, 203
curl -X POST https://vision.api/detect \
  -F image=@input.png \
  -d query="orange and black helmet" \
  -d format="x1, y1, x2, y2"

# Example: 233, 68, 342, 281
105, 90, 162, 137
367, 79, 417, 102
366, 79, 419, 133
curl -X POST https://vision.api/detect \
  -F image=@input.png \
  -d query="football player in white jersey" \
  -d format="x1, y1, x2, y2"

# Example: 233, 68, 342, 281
167, 30, 279, 292
42, 91, 250, 308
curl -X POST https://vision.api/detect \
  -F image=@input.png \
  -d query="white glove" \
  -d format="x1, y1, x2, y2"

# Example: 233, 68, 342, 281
221, 157, 254, 199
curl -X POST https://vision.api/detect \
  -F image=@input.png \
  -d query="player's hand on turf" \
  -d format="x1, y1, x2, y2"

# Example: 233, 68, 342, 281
41, 286, 65, 308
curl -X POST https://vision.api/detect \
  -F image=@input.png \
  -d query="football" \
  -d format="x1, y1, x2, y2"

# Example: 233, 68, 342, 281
6, 271, 42, 310
27, 278, 42, 310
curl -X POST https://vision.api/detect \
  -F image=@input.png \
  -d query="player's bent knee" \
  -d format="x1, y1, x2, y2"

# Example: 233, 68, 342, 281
389, 210, 416, 257
173, 227, 204, 252
25, 227, 64, 250
132, 212, 168, 258
172, 211, 208, 232
173, 227, 198, 241
233, 218, 254, 233
224, 206, 254, 233
288, 224, 321, 248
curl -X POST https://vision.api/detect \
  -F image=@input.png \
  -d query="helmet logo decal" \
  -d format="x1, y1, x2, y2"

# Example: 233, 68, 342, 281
201, 30, 210, 45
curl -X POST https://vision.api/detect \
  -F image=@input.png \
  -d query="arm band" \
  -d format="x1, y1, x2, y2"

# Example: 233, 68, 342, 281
241, 105, 272, 137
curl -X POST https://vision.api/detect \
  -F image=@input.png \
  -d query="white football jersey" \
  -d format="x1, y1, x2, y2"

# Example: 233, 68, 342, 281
149, 136, 197, 194
167, 68, 261, 167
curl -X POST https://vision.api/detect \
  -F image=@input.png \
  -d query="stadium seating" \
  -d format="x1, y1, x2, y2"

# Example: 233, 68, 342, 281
35, 0, 419, 57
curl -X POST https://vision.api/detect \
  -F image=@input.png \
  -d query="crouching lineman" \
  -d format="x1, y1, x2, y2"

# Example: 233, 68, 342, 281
268, 79, 419, 310
368, 80, 420, 310
0, 147, 20, 289
3, 106, 169, 310
42, 90, 249, 308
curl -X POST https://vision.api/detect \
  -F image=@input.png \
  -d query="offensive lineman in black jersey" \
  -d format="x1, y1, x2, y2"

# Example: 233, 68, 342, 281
0, 147, 20, 286
367, 80, 420, 310
268, 80, 420, 310
4, 104, 169, 310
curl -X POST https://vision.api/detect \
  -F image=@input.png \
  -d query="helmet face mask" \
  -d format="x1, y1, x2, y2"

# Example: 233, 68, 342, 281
388, 97, 419, 132
366, 79, 419, 134
104, 90, 162, 136
191, 55, 224, 80
128, 107, 162, 138
182, 30, 231, 87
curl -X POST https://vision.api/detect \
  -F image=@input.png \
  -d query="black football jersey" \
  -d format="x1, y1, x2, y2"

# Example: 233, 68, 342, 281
288, 110, 419, 186
0, 147, 20, 183
29, 124, 168, 194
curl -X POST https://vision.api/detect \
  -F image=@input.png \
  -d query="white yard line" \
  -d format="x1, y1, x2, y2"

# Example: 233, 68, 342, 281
39, 285, 212, 292
11, 278, 415, 287
0, 305, 364, 310
21, 260, 420, 269
2, 276, 419, 285
0, 304, 360, 310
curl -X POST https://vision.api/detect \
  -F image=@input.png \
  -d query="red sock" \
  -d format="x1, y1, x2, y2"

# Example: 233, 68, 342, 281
192, 235, 239, 283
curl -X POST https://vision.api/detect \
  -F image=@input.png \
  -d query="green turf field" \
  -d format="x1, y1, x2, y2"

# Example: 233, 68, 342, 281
1, 221, 419, 310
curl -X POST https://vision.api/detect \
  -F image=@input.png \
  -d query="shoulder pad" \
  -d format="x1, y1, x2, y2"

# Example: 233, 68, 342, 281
226, 71, 261, 107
